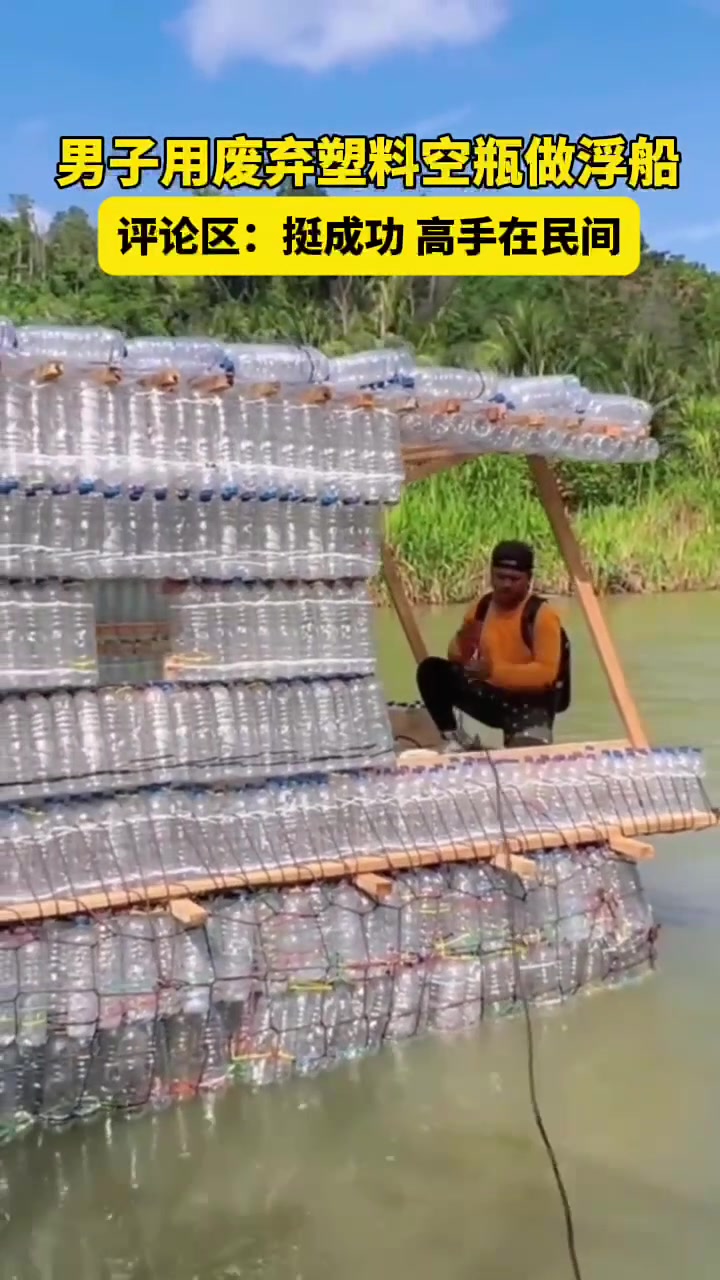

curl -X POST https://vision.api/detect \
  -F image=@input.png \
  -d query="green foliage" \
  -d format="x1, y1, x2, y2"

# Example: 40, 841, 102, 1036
385, 456, 720, 602
1, 196, 719, 599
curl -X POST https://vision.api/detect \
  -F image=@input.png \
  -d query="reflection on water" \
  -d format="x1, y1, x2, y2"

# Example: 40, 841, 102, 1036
2, 594, 720, 1279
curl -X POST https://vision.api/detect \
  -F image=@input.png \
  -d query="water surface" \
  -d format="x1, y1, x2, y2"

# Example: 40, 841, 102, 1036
1, 593, 719, 1280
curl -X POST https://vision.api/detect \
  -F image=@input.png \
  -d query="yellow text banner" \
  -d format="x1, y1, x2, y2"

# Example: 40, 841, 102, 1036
98, 196, 641, 277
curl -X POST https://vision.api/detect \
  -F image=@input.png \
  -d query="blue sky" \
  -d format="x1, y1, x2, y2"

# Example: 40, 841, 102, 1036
1, 0, 719, 268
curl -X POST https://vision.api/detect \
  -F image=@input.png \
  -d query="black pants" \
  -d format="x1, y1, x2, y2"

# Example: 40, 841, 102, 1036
416, 657, 555, 748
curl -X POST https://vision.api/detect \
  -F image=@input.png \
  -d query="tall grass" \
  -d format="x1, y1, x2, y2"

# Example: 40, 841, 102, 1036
383, 457, 720, 603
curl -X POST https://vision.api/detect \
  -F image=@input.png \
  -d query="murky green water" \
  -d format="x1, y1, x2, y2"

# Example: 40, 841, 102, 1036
1, 593, 720, 1280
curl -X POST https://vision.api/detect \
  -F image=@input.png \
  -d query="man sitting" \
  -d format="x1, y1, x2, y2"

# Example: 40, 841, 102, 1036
416, 540, 568, 752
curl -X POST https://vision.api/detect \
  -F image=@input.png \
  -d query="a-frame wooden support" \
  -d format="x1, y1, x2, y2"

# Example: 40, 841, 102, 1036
384, 448, 649, 750
528, 457, 648, 748
380, 539, 428, 664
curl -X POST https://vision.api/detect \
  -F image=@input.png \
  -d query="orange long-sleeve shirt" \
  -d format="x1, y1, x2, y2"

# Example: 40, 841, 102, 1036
451, 596, 562, 693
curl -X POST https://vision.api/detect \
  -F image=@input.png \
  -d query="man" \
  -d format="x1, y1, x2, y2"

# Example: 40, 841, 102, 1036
416, 540, 568, 751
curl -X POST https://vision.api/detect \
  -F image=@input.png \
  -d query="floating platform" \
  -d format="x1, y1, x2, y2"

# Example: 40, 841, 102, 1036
0, 341, 715, 1143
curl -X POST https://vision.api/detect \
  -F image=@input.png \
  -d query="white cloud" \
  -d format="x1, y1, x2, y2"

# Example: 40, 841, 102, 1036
0, 205, 53, 235
176, 0, 508, 74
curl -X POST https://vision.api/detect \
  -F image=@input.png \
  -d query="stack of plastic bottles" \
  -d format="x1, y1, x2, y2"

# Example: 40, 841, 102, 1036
386, 368, 659, 463
0, 331, 401, 786
1, 852, 657, 1137
0, 747, 710, 901
0, 327, 709, 1145
0, 325, 660, 482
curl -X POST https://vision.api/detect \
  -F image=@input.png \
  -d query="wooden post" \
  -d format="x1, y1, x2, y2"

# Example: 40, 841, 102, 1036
528, 456, 649, 748
381, 538, 428, 664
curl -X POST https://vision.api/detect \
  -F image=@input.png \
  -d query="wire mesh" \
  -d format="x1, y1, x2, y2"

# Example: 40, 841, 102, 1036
0, 846, 656, 1143
0, 752, 712, 907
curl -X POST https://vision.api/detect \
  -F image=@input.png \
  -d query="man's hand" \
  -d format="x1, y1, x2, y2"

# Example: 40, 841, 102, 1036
449, 621, 477, 664
464, 655, 490, 680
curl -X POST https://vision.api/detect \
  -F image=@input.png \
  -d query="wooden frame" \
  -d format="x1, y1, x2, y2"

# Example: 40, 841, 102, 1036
2, 441, 707, 927
385, 447, 649, 749
1, 809, 715, 925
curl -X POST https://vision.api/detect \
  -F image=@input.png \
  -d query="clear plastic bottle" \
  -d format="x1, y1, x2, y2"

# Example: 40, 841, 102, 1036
411, 366, 486, 399
427, 955, 484, 1033
95, 920, 125, 1033
225, 341, 329, 384
326, 348, 414, 389
0, 934, 19, 1055
407, 869, 451, 958
111, 1019, 156, 1113
256, 887, 328, 983
336, 975, 393, 1059
47, 919, 99, 1038
16, 324, 125, 365
121, 914, 159, 1025
17, 927, 49, 1052
124, 334, 225, 371
581, 393, 652, 434
0, 1039, 26, 1139
207, 895, 257, 1006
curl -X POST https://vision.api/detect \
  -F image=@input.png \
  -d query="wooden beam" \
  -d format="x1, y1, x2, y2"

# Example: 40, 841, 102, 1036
381, 537, 428, 664
168, 897, 209, 926
489, 852, 539, 880
0, 811, 714, 925
528, 456, 649, 749
607, 835, 654, 862
395, 738, 633, 767
354, 873, 393, 900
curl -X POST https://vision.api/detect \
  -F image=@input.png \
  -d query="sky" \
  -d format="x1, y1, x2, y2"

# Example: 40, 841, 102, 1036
1, 0, 719, 267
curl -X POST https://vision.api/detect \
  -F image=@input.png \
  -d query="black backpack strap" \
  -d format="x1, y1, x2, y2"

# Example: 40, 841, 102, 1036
473, 593, 493, 624
520, 593, 546, 651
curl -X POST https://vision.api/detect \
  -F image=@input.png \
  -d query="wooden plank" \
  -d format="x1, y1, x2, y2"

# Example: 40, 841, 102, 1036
381, 537, 428, 664
528, 456, 649, 749
354, 873, 393, 900
395, 738, 633, 767
607, 835, 654, 862
488, 853, 539, 880
0, 811, 714, 925
168, 897, 209, 926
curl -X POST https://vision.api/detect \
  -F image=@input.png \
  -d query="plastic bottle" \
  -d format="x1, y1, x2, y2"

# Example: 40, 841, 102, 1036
225, 342, 329, 384
121, 914, 159, 1025
581, 393, 652, 434
15, 324, 125, 365
0, 933, 19, 1051
207, 895, 257, 1006
427, 955, 484, 1033
0, 808, 45, 904
0, 1039, 26, 1140
336, 975, 393, 1059
386, 964, 430, 1040
326, 348, 414, 389
411, 366, 486, 399
256, 887, 329, 983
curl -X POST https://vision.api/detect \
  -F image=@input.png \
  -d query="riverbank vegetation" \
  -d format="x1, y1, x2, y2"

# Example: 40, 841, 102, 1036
1, 194, 719, 602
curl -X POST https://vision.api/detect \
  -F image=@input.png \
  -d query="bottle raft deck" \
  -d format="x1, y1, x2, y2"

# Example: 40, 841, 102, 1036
0, 329, 716, 1145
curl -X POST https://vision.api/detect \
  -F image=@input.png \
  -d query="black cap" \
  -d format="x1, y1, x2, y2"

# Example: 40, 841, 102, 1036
491, 540, 534, 574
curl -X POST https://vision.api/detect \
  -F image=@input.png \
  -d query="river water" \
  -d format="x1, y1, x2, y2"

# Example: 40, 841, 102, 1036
1, 593, 719, 1280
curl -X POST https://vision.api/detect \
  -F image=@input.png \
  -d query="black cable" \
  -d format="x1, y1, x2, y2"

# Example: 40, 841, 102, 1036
392, 718, 584, 1276
476, 738, 584, 1280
